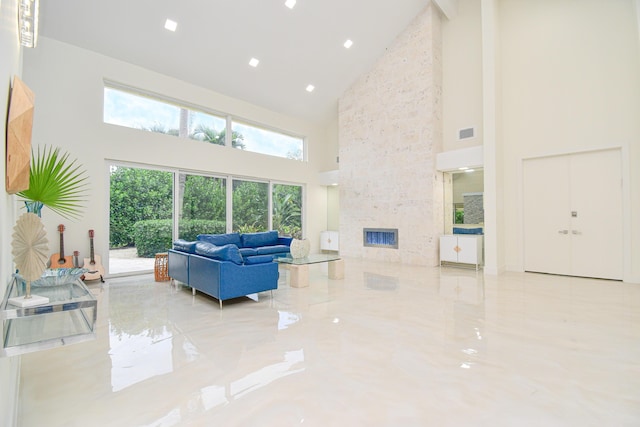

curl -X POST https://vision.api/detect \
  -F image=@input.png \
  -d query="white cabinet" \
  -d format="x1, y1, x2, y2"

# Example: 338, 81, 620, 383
320, 231, 339, 251
440, 235, 483, 269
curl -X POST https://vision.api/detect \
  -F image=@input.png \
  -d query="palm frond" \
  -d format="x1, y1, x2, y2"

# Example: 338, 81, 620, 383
17, 145, 89, 220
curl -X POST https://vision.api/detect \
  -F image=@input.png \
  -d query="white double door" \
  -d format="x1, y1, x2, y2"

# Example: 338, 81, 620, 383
523, 149, 623, 280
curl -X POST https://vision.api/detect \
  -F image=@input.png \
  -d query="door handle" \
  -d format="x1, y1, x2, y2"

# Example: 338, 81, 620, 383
572, 230, 581, 235
558, 230, 569, 234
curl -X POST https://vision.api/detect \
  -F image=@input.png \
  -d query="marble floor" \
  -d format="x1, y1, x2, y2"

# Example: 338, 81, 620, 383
18, 259, 640, 426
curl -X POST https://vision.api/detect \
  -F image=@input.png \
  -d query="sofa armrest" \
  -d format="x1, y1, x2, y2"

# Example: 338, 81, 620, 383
219, 262, 279, 301
168, 250, 189, 284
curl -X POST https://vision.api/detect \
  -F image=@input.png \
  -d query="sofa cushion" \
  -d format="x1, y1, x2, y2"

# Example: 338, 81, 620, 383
244, 255, 274, 265
197, 233, 242, 247
240, 230, 279, 248
256, 245, 290, 255
277, 236, 293, 246
173, 239, 197, 253
195, 242, 244, 265
239, 247, 258, 257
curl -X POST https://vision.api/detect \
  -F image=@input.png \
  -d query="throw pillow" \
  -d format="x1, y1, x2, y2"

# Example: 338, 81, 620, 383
195, 242, 244, 265
172, 239, 197, 253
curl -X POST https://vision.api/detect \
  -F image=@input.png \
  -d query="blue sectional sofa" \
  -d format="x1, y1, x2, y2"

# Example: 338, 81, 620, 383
168, 231, 292, 309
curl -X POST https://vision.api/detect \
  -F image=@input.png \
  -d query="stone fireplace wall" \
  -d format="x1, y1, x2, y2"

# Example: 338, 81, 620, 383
338, 4, 443, 266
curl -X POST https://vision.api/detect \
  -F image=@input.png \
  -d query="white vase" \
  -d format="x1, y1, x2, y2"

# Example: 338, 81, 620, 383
290, 238, 310, 259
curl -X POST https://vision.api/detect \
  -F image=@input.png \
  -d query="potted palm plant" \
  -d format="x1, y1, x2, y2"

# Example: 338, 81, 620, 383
16, 145, 89, 219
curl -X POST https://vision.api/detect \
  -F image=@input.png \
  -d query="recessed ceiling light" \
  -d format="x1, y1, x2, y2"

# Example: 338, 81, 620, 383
344, 39, 353, 49
458, 167, 469, 170
285, 0, 296, 9
249, 58, 260, 67
306, 84, 315, 92
164, 19, 177, 32
465, 169, 475, 173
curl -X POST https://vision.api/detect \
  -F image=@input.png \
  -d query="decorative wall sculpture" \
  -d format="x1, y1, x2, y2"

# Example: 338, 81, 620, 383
5, 76, 34, 194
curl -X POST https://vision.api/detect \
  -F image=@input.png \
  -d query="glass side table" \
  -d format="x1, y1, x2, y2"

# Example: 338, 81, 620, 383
1, 274, 97, 357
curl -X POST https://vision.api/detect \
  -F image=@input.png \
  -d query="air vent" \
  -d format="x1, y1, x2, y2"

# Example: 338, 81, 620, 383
458, 127, 475, 140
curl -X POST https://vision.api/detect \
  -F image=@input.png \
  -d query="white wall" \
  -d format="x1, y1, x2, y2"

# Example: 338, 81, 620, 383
442, 0, 640, 281
323, 116, 340, 170
326, 186, 340, 231
1, 1, 25, 424
442, 0, 483, 151
480, 0, 505, 275
22, 38, 333, 270
499, 0, 640, 282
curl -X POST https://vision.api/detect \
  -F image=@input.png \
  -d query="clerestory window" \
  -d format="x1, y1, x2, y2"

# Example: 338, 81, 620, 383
103, 83, 305, 161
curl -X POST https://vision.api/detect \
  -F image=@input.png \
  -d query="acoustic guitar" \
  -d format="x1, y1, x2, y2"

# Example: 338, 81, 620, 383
83, 229, 105, 282
50, 224, 74, 269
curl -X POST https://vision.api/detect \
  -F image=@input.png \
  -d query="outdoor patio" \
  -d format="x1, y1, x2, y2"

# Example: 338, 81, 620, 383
108, 247, 154, 275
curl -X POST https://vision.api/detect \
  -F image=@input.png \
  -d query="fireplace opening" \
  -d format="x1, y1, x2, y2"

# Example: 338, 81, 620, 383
363, 228, 398, 249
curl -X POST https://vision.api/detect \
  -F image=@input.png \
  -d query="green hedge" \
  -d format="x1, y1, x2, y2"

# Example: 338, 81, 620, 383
132, 219, 226, 257
179, 219, 226, 241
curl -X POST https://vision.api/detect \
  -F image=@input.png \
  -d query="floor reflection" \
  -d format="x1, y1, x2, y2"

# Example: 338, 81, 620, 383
109, 324, 174, 392
439, 268, 486, 371
230, 349, 305, 399
18, 259, 640, 427
277, 311, 301, 330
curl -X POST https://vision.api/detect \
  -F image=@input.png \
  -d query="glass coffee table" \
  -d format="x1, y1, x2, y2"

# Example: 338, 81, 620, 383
275, 254, 344, 288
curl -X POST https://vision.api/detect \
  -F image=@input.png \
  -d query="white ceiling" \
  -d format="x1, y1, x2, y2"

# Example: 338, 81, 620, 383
38, 0, 430, 124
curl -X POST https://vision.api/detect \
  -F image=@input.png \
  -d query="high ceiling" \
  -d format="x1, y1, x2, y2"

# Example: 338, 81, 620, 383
38, 0, 429, 124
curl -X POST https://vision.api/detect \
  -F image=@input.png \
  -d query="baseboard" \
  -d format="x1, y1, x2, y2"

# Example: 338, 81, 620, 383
623, 274, 640, 284
482, 264, 507, 276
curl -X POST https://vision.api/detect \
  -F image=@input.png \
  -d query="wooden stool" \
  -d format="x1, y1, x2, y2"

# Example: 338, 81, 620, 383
154, 252, 169, 282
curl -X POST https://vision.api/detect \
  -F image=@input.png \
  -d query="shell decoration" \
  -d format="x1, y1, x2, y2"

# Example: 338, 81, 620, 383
11, 212, 49, 282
